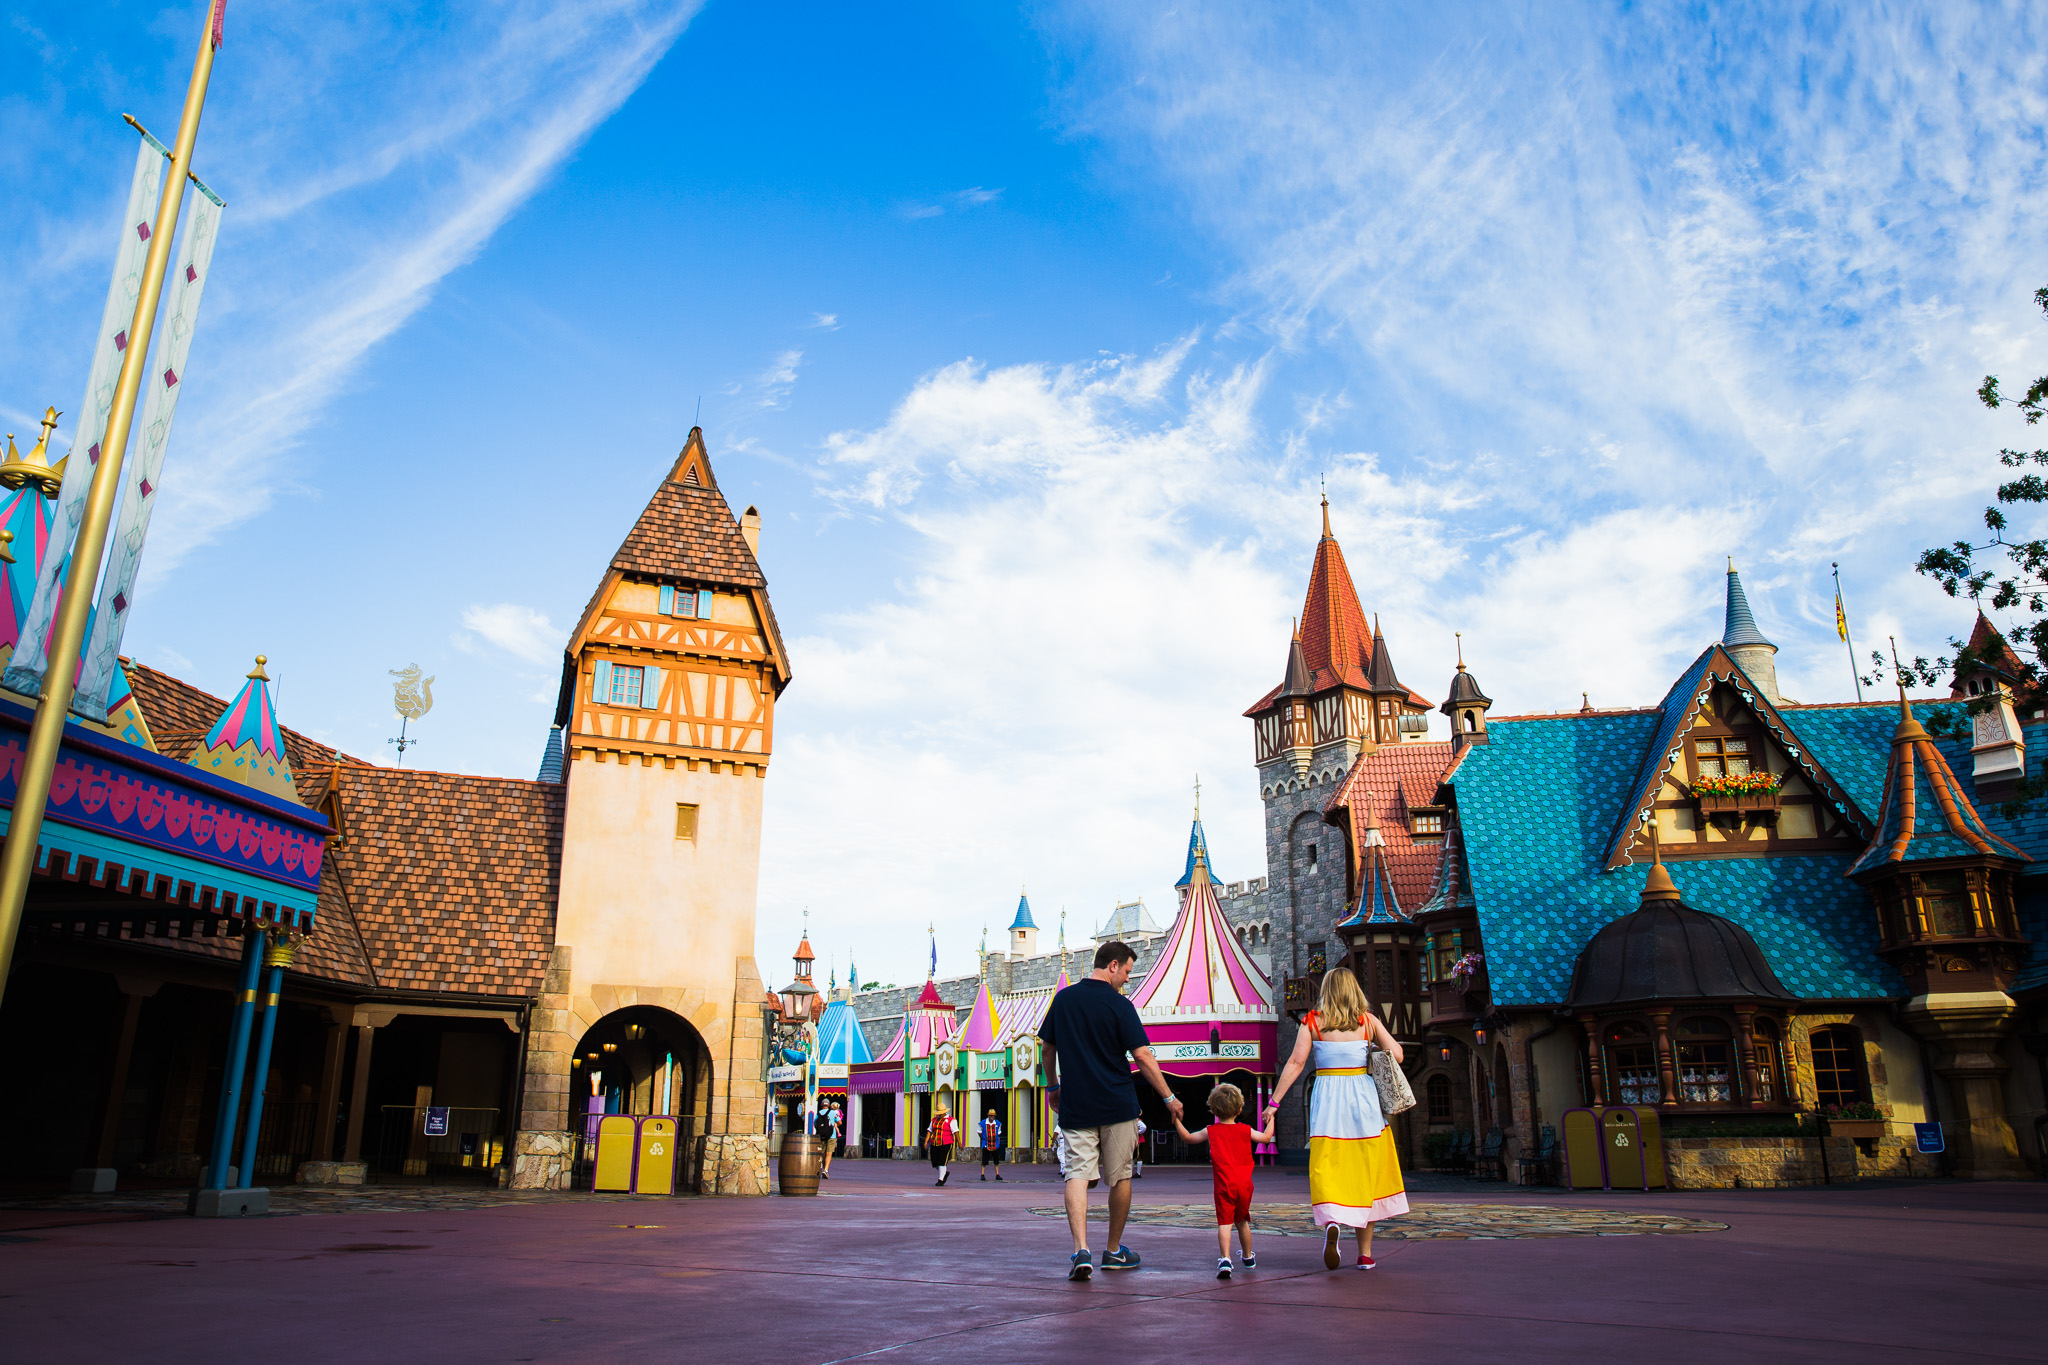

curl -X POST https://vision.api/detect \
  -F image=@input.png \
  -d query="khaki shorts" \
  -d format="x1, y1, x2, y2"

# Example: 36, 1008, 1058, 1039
1059, 1118, 1139, 1185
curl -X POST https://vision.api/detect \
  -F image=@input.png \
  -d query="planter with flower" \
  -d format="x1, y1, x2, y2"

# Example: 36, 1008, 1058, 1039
1691, 770, 1783, 818
1448, 952, 1485, 989
1819, 1101, 1886, 1141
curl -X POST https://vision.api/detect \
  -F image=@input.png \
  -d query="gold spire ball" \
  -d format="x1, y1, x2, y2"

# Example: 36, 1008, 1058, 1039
0, 407, 67, 499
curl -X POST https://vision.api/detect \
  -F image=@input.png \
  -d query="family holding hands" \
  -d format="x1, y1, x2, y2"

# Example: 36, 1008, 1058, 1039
1038, 942, 1407, 1280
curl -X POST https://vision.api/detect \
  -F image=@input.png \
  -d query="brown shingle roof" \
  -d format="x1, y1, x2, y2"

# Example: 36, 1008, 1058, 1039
328, 765, 562, 997
611, 430, 767, 590
125, 661, 558, 998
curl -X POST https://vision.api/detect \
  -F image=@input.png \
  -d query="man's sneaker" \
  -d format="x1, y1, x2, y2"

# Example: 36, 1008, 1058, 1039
1101, 1245, 1141, 1271
980, 1174, 987, 1181
1241, 1251, 1256, 1269
1216, 1258, 1232, 1280
1356, 1254, 1377, 1272
995, 1174, 1004, 1181
1323, 1224, 1342, 1271
1068, 1250, 1093, 1282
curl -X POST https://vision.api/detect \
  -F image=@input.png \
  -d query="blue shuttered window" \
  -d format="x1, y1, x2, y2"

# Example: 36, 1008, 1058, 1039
591, 660, 612, 702
610, 664, 645, 708
658, 585, 675, 615
697, 589, 714, 617
641, 666, 663, 709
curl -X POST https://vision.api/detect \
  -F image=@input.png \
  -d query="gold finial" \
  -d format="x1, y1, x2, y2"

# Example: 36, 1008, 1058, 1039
1455, 631, 1465, 670
0, 529, 13, 565
0, 408, 66, 499
248, 654, 270, 680
1640, 822, 1680, 902
1727, 555, 1734, 572
1321, 488, 1331, 538
1888, 635, 1927, 740
1194, 773, 1201, 818
1582, 691, 1591, 712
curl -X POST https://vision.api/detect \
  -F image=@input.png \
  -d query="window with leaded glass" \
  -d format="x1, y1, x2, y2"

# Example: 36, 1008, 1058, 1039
1426, 1074, 1452, 1122
1604, 1022, 1658, 1106
1809, 1026, 1869, 1108
609, 663, 645, 708
1752, 1017, 1782, 1103
1693, 735, 1753, 780
1676, 1016, 1735, 1103
1919, 871, 1973, 938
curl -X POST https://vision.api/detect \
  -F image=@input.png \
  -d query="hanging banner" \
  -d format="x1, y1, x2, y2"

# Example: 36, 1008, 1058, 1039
74, 188, 223, 719
3, 137, 166, 699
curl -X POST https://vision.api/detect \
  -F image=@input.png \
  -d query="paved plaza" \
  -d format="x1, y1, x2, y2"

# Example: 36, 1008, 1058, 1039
4, 1160, 2043, 1363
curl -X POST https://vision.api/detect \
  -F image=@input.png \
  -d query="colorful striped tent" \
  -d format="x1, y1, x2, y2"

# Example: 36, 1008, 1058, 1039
1128, 833, 1275, 1078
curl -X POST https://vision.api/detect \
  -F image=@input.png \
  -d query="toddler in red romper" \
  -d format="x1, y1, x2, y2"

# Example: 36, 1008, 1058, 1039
1173, 1082, 1277, 1279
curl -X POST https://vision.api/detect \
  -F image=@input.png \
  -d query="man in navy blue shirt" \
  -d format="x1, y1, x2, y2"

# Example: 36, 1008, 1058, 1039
1038, 940, 1182, 1280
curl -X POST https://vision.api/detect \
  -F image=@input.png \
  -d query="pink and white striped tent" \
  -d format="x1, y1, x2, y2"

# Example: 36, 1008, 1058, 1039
1127, 844, 1276, 1078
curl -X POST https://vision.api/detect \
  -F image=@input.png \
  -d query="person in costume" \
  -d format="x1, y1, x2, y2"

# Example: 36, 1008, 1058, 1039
1171, 1081, 1277, 1279
979, 1107, 1005, 1180
926, 1103, 956, 1186
1267, 967, 1408, 1271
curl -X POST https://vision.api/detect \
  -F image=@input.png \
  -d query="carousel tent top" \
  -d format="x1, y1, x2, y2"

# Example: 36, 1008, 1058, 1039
818, 994, 874, 1066
958, 977, 1003, 1051
1129, 840, 1273, 1023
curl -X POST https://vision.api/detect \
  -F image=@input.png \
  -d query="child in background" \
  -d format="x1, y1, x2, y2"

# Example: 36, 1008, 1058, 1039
1172, 1083, 1276, 1279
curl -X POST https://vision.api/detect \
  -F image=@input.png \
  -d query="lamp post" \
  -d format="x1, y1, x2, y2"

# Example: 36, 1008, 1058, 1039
0, 2, 224, 1007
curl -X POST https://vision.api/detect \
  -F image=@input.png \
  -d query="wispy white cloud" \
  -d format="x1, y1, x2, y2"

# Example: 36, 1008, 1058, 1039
897, 185, 1007, 220
810, 312, 840, 330
1035, 1, 2048, 701
758, 348, 804, 409
457, 603, 561, 664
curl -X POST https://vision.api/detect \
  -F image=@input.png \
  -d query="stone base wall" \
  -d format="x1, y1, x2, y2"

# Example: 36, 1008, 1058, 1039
510, 1129, 574, 1191
699, 1134, 769, 1196
295, 1161, 367, 1186
1665, 1135, 1861, 1189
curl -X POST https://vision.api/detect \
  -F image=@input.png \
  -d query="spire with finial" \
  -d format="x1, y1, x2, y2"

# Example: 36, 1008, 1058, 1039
1442, 632, 1493, 752
1639, 822, 1681, 903
189, 654, 302, 804
1720, 559, 1783, 703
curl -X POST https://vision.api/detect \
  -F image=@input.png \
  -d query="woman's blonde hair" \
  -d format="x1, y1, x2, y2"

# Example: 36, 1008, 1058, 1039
1317, 967, 1370, 1033
1208, 1083, 1245, 1118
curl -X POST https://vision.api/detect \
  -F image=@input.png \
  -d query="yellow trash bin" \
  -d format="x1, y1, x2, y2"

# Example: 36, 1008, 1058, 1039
593, 1115, 637, 1192
635, 1117, 678, 1195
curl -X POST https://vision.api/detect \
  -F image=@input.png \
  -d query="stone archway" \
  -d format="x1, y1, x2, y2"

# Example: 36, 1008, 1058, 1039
565, 1005, 712, 1189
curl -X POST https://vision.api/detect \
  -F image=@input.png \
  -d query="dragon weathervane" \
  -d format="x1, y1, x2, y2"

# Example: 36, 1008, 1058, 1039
388, 664, 435, 765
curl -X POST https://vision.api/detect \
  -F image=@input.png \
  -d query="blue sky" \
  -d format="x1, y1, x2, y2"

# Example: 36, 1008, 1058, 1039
5, 2, 2046, 988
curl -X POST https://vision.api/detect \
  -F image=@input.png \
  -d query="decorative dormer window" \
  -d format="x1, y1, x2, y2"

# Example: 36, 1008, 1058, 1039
1409, 807, 1445, 837
1693, 736, 1752, 780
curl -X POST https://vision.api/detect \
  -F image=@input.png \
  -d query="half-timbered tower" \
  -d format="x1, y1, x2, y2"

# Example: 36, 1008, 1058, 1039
514, 428, 792, 1193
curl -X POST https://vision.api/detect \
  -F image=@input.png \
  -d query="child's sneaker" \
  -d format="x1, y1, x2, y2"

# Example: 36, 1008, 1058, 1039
1216, 1258, 1232, 1280
1241, 1251, 1256, 1269
1356, 1254, 1377, 1271
1323, 1224, 1342, 1270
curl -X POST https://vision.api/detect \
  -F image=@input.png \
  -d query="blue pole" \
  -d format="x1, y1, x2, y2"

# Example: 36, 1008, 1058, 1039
204, 926, 266, 1190
235, 945, 288, 1189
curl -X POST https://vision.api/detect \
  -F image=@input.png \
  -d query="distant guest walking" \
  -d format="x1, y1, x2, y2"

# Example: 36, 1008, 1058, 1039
1268, 967, 1408, 1271
819, 1102, 841, 1180
1038, 940, 1185, 1280
927, 1105, 956, 1187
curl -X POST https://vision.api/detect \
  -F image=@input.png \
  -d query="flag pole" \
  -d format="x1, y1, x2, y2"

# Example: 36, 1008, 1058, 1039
0, 3, 224, 1007
1834, 562, 1863, 703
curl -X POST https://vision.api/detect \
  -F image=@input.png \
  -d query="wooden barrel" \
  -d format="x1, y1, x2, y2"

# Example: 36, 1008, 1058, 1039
777, 1133, 823, 1196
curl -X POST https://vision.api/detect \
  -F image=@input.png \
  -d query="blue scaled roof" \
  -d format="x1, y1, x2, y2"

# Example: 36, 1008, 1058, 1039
1451, 706, 1913, 1006
1176, 818, 1219, 888
1010, 894, 1036, 931
818, 995, 874, 1066
1722, 568, 1773, 648
1338, 845, 1409, 928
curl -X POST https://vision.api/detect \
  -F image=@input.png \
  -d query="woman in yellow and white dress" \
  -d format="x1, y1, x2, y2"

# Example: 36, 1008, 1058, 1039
1268, 967, 1408, 1271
